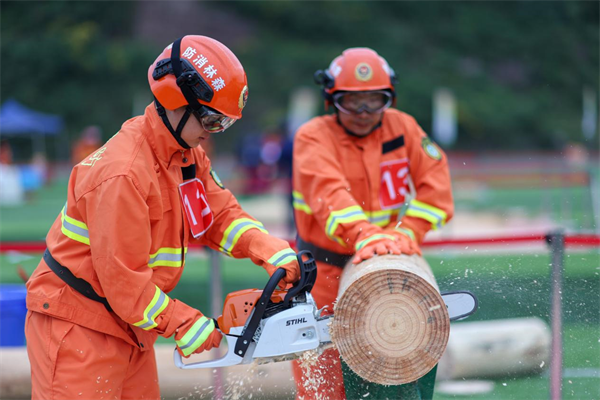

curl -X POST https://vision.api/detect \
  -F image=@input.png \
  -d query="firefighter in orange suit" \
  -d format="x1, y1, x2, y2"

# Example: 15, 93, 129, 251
291, 48, 454, 399
25, 35, 300, 400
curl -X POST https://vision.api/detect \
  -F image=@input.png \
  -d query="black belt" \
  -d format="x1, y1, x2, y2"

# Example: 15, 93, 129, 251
296, 237, 352, 268
44, 249, 113, 312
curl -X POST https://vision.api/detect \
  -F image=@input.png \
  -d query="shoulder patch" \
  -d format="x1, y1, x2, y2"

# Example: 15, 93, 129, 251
210, 168, 224, 189
421, 137, 442, 161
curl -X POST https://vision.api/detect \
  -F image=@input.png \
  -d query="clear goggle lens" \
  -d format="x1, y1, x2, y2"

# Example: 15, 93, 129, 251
192, 108, 237, 133
332, 90, 393, 115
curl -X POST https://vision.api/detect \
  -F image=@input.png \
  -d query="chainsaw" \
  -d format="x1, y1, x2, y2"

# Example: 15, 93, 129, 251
174, 250, 478, 369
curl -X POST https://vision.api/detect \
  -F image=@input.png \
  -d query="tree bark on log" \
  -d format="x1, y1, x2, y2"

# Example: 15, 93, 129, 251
332, 254, 450, 385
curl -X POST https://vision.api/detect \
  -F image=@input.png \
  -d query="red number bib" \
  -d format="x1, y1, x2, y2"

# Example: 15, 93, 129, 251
379, 159, 410, 209
179, 178, 214, 238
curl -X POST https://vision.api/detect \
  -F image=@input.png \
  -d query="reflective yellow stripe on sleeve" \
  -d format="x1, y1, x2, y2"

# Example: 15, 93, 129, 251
219, 218, 268, 256
176, 316, 215, 357
148, 247, 187, 268
60, 203, 90, 245
364, 209, 395, 227
268, 248, 297, 267
325, 205, 368, 246
355, 234, 397, 251
292, 191, 313, 215
133, 286, 170, 330
392, 226, 416, 241
405, 200, 448, 230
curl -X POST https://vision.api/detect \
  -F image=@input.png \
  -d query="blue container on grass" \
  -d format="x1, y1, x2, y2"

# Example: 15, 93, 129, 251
0, 284, 28, 347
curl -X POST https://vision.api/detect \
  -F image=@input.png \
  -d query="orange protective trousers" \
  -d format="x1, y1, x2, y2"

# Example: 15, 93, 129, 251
25, 311, 160, 400
292, 261, 346, 400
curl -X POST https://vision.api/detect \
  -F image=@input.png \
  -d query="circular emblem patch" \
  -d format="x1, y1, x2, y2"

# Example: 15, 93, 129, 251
355, 63, 373, 82
238, 85, 249, 111
422, 137, 442, 161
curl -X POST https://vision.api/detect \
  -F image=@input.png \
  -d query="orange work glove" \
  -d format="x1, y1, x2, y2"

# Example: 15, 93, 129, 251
384, 227, 422, 256
352, 234, 402, 264
264, 249, 301, 289
175, 316, 222, 358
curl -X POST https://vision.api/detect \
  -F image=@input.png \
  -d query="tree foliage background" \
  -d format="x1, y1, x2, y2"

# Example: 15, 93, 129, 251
1, 1, 598, 156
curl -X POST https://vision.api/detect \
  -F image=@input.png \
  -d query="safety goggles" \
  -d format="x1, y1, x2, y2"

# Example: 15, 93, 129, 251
191, 107, 237, 133
332, 90, 393, 115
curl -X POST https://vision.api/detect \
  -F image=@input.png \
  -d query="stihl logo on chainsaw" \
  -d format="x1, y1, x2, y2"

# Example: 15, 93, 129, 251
286, 317, 307, 326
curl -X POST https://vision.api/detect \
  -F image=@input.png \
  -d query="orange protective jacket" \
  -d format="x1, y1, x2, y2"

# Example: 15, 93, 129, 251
292, 108, 454, 256
26, 104, 296, 351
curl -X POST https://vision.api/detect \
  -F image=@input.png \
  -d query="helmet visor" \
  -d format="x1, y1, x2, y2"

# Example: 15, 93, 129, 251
192, 108, 237, 133
332, 90, 393, 115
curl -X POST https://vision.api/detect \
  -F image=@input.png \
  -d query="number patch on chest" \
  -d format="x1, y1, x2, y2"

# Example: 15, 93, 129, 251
379, 159, 410, 209
179, 178, 214, 238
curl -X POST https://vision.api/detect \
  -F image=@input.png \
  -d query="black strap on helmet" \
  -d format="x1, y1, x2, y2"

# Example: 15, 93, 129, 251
170, 38, 214, 111
154, 97, 192, 149
153, 36, 215, 149
314, 69, 335, 104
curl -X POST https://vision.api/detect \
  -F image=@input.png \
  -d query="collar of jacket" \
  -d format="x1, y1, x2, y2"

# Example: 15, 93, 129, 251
143, 104, 195, 169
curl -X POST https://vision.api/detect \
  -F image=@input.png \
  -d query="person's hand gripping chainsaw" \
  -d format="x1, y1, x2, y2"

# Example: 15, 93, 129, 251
175, 255, 300, 357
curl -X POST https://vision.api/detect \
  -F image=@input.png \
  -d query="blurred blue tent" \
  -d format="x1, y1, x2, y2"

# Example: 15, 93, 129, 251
0, 99, 63, 136
0, 99, 64, 160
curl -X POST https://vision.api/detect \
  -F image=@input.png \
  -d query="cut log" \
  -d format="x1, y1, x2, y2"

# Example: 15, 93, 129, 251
332, 254, 450, 385
436, 317, 551, 380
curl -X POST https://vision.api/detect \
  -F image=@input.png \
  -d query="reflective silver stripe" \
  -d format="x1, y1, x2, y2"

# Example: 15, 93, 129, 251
148, 247, 187, 268
149, 252, 181, 264
325, 206, 368, 246
60, 203, 90, 245
221, 220, 266, 254
269, 249, 297, 266
178, 319, 211, 350
137, 290, 167, 330
62, 218, 89, 239
406, 200, 447, 230
222, 221, 251, 251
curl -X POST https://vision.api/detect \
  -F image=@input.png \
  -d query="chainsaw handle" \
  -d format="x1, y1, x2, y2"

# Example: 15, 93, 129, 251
283, 250, 317, 306
233, 268, 286, 358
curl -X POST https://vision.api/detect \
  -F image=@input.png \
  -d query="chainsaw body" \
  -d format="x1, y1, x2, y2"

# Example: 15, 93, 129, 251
174, 250, 332, 369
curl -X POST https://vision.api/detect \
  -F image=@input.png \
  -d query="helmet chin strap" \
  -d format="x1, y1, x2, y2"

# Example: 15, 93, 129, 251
154, 97, 192, 149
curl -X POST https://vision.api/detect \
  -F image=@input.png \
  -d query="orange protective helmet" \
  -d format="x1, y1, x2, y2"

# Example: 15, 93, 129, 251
314, 47, 397, 103
148, 35, 248, 120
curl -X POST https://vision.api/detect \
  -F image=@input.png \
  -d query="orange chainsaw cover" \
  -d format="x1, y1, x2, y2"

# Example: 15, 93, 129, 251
217, 289, 286, 334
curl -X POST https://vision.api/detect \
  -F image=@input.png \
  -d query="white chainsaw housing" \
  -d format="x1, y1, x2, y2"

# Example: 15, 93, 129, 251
254, 303, 322, 358
174, 293, 331, 369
